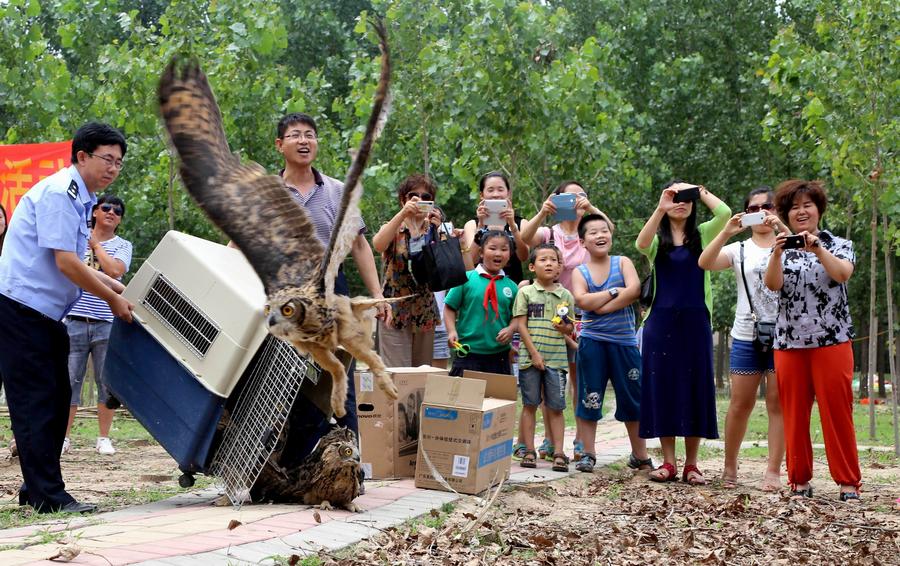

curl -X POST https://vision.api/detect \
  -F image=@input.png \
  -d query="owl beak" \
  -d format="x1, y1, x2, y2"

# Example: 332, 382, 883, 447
267, 314, 277, 326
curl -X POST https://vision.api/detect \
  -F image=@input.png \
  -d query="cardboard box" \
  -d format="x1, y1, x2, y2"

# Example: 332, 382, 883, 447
354, 366, 449, 479
414, 370, 517, 494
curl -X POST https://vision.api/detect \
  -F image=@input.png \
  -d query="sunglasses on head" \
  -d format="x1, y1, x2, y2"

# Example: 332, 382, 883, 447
746, 203, 774, 213
408, 192, 433, 201
99, 203, 123, 216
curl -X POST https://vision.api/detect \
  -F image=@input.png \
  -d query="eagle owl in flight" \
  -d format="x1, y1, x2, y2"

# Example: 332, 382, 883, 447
158, 22, 399, 416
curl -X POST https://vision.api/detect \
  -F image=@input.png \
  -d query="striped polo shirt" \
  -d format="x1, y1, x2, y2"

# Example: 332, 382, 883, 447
512, 281, 574, 370
282, 168, 365, 246
67, 235, 133, 322
577, 258, 637, 346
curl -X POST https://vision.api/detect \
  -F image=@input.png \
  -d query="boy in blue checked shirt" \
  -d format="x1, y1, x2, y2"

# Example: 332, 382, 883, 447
513, 243, 574, 472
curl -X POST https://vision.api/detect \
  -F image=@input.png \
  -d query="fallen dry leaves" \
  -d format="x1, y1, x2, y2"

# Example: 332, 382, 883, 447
321, 467, 899, 565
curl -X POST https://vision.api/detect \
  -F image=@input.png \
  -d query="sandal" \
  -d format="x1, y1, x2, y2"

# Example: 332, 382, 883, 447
521, 449, 537, 469
682, 464, 707, 486
839, 491, 860, 502
761, 471, 781, 492
649, 462, 678, 483
573, 439, 585, 460
512, 442, 526, 460
721, 473, 738, 489
552, 453, 569, 472
790, 484, 813, 498
537, 438, 554, 461
575, 453, 596, 473
627, 454, 654, 471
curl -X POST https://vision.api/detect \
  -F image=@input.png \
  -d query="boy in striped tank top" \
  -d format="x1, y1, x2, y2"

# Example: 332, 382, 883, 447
571, 214, 650, 473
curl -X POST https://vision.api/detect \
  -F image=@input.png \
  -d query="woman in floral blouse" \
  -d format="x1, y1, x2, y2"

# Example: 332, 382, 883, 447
764, 179, 861, 501
372, 174, 443, 367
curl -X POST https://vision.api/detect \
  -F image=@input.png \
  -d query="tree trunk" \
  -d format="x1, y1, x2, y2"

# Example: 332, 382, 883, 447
167, 158, 176, 231
883, 213, 898, 456
866, 196, 878, 438
715, 331, 727, 391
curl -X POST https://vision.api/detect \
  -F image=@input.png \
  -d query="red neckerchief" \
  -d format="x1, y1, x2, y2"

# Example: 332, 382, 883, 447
480, 272, 503, 320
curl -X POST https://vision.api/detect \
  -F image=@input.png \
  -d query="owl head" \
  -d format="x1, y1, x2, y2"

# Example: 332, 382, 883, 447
264, 285, 334, 341
316, 427, 360, 467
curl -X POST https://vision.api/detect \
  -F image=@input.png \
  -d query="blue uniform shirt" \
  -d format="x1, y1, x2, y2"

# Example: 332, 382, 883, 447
0, 166, 96, 320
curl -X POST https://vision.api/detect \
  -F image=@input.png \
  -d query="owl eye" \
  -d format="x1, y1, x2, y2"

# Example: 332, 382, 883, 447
281, 304, 295, 317
263, 305, 270, 316
341, 446, 352, 457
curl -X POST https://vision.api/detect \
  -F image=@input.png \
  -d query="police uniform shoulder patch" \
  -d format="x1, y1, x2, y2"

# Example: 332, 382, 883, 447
67, 180, 79, 199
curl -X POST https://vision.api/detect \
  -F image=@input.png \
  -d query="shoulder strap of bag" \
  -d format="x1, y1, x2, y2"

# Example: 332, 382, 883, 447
738, 242, 759, 322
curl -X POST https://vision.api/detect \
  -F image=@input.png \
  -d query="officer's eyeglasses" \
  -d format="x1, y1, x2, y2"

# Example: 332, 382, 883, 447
99, 203, 124, 216
282, 131, 318, 142
88, 152, 124, 170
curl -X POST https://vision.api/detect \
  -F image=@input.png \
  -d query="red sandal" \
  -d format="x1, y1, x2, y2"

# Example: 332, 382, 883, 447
682, 464, 707, 486
649, 462, 678, 483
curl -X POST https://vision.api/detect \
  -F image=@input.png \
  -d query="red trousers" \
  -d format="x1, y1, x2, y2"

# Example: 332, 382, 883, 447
774, 342, 861, 488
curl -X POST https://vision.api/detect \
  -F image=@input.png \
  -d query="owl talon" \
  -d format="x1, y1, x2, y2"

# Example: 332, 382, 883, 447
344, 502, 361, 513
332, 402, 347, 418
318, 500, 333, 511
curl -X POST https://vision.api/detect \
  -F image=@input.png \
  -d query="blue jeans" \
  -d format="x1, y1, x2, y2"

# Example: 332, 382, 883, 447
65, 318, 112, 405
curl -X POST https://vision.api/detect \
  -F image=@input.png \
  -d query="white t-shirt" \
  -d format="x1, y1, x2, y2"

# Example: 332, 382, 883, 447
723, 238, 779, 341
433, 289, 447, 332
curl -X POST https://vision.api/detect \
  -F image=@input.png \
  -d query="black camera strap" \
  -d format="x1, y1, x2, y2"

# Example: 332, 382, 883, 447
738, 242, 759, 323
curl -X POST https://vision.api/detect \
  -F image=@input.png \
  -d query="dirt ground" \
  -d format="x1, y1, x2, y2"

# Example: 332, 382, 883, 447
0, 439, 187, 513
330, 452, 900, 566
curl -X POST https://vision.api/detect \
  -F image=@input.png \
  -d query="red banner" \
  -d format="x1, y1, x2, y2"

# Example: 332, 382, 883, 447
0, 141, 72, 223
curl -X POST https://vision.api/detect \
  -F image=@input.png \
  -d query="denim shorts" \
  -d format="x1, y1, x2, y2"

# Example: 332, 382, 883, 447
575, 338, 642, 422
730, 338, 775, 375
65, 318, 112, 405
518, 365, 567, 411
433, 329, 450, 360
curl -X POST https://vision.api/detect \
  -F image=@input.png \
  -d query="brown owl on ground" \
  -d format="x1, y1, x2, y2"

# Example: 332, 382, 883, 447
253, 427, 362, 512
157, 21, 401, 417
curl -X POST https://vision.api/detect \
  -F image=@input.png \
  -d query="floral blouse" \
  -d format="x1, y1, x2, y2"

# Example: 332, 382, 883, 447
774, 230, 855, 349
381, 228, 439, 332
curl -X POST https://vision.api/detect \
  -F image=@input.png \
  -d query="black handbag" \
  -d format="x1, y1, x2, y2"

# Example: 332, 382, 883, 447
739, 242, 775, 352
639, 270, 654, 308
409, 224, 468, 292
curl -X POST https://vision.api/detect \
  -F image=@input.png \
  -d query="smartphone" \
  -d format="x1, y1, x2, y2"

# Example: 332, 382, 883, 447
484, 199, 508, 226
783, 234, 806, 249
416, 200, 434, 214
741, 211, 765, 227
440, 221, 454, 233
673, 185, 701, 203
550, 193, 577, 222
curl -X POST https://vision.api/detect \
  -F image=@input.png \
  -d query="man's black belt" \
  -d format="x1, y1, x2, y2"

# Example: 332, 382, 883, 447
66, 315, 102, 323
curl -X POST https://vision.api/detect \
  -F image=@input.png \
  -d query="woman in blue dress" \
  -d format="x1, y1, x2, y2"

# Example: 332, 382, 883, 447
635, 181, 730, 484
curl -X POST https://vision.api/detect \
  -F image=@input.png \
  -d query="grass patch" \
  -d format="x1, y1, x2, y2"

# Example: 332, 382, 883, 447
0, 414, 156, 447
715, 395, 898, 447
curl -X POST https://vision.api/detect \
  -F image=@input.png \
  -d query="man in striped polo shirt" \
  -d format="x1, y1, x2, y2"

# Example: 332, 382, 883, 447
63, 194, 133, 456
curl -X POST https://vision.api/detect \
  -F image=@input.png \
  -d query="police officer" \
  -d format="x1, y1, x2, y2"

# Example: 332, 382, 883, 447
0, 122, 134, 514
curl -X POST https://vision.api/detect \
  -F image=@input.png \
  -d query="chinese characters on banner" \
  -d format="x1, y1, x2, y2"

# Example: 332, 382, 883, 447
0, 141, 72, 223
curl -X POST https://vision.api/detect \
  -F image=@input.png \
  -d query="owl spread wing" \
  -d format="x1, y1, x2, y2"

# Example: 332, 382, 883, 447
318, 20, 392, 299
158, 60, 323, 295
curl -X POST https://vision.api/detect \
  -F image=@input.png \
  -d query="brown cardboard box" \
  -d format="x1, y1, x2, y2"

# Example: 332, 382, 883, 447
354, 366, 449, 479
414, 370, 517, 494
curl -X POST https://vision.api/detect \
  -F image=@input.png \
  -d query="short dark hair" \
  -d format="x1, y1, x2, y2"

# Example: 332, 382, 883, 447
553, 179, 584, 195
478, 171, 510, 194
480, 229, 511, 249
774, 179, 827, 224
529, 242, 560, 265
94, 194, 126, 220
397, 174, 438, 202
277, 112, 318, 139
743, 185, 774, 211
71, 122, 126, 165
577, 212, 614, 239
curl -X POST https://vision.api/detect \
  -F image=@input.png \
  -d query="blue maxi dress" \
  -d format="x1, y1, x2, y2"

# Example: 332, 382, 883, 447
639, 245, 719, 439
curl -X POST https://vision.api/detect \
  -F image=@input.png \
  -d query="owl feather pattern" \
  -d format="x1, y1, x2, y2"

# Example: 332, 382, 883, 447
158, 20, 401, 417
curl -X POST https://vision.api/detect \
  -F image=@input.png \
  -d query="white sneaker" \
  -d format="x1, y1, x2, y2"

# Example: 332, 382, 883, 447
61, 437, 71, 455
96, 437, 115, 455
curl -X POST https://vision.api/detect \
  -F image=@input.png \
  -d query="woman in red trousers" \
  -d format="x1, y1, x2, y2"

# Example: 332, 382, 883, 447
764, 179, 861, 501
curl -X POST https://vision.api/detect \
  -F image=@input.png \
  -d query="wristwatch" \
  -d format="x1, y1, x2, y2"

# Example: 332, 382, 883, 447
608, 288, 619, 298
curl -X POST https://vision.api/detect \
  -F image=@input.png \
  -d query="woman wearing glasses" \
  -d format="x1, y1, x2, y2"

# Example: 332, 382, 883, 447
63, 194, 133, 456
698, 187, 786, 491
373, 174, 453, 367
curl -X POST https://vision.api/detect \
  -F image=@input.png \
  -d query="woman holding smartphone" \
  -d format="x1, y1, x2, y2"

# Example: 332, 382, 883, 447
519, 180, 610, 461
462, 171, 529, 283
636, 181, 730, 484
372, 174, 445, 366
698, 187, 785, 490
764, 179, 861, 501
